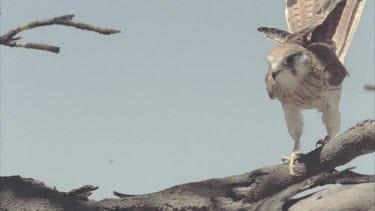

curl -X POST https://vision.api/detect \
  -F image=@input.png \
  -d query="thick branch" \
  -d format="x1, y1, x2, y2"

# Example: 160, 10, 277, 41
238, 119, 375, 201
255, 168, 375, 210
0, 120, 374, 210
97, 119, 374, 210
0, 15, 120, 53
288, 183, 375, 211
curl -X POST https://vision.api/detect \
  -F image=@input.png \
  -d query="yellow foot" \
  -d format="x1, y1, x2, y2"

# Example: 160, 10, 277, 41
281, 151, 302, 176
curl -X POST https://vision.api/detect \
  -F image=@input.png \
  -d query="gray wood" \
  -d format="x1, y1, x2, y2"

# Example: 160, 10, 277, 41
289, 183, 375, 211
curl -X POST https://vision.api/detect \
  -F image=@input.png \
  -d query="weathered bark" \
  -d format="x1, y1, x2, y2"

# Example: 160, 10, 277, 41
0, 119, 374, 210
288, 183, 375, 211
255, 168, 375, 210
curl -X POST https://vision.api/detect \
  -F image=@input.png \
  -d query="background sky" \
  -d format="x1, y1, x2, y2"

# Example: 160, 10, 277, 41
0, 0, 374, 200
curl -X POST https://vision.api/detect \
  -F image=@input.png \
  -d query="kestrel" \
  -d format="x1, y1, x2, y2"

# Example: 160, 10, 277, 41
258, 0, 366, 175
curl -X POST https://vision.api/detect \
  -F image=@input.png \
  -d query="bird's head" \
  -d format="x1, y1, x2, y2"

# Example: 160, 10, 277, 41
267, 43, 311, 88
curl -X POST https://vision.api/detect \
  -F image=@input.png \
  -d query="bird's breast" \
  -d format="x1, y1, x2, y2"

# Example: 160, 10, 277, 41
274, 73, 340, 109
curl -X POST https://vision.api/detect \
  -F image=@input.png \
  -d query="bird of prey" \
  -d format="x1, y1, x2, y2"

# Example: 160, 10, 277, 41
258, 0, 366, 175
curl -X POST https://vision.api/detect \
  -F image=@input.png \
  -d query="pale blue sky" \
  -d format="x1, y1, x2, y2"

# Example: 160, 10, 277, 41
1, 0, 374, 200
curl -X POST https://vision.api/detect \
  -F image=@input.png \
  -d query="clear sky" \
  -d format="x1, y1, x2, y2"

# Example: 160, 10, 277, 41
0, 0, 374, 200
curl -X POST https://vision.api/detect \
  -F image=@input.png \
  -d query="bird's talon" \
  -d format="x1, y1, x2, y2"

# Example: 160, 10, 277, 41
316, 139, 324, 148
281, 156, 290, 163
316, 135, 329, 148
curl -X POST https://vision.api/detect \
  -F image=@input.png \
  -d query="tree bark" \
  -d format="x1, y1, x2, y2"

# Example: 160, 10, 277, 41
0, 119, 374, 210
288, 183, 375, 211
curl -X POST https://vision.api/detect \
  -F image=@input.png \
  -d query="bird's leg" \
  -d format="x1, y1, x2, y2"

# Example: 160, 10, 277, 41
316, 100, 341, 148
281, 106, 303, 175
281, 142, 302, 175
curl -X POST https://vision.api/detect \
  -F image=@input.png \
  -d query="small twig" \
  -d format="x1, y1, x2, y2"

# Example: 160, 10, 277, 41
364, 84, 375, 91
65, 185, 99, 201
3, 41, 60, 53
113, 191, 136, 198
0, 14, 120, 53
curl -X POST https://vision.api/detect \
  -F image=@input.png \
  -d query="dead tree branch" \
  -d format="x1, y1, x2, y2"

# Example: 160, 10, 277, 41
288, 183, 375, 211
0, 119, 374, 210
64, 185, 99, 201
255, 168, 375, 211
0, 15, 120, 53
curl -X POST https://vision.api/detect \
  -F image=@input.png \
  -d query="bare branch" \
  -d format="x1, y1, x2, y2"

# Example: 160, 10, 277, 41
255, 168, 375, 211
2, 41, 60, 53
0, 15, 120, 53
364, 84, 375, 91
64, 185, 99, 201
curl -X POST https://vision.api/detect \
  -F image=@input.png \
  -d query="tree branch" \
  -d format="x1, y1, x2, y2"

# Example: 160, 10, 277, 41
288, 183, 375, 211
0, 15, 120, 53
3, 41, 61, 53
364, 84, 375, 91
255, 168, 375, 211
0, 119, 374, 210
64, 185, 99, 201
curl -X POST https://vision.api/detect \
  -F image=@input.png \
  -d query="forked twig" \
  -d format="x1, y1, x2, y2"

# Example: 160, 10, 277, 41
0, 15, 120, 53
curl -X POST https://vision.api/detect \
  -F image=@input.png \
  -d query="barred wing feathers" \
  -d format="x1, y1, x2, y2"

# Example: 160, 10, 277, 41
285, 0, 366, 62
257, 27, 293, 43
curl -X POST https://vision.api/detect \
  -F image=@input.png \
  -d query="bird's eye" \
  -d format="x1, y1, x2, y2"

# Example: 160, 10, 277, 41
285, 54, 296, 66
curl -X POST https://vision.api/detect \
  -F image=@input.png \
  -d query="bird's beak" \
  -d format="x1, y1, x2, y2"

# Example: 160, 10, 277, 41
271, 68, 281, 80
265, 71, 276, 100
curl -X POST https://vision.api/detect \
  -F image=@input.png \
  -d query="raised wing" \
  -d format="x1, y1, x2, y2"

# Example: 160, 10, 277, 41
286, 0, 346, 43
257, 27, 293, 43
285, 0, 366, 62
285, 0, 334, 33
332, 0, 366, 61
307, 43, 348, 86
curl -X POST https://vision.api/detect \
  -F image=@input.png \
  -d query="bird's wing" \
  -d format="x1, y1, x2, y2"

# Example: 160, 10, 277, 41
307, 42, 348, 86
285, 0, 366, 62
286, 0, 347, 44
257, 27, 293, 43
331, 0, 366, 62
285, 0, 337, 34
285, 0, 324, 33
